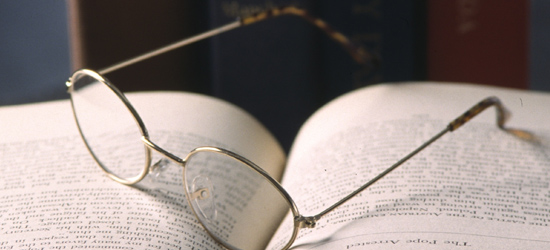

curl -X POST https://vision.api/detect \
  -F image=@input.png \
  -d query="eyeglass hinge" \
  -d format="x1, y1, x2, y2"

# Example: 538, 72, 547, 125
296, 215, 318, 229
65, 79, 73, 92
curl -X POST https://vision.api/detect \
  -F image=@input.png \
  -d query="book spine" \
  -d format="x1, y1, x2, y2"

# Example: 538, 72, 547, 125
317, 0, 427, 101
207, 0, 322, 151
427, 0, 529, 89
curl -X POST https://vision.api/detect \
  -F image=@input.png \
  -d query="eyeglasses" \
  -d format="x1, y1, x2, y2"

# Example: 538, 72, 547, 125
65, 6, 532, 250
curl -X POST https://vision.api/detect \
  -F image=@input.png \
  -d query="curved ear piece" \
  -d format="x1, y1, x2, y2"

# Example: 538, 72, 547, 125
448, 96, 535, 141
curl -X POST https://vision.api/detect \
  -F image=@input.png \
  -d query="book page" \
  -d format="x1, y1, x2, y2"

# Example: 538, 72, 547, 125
267, 83, 550, 249
0, 91, 285, 249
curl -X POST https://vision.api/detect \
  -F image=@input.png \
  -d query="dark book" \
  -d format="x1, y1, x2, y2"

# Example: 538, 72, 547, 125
317, 0, 427, 101
206, 0, 323, 151
68, 0, 210, 93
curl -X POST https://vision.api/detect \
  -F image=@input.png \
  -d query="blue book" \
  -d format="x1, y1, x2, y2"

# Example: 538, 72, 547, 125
529, 0, 550, 91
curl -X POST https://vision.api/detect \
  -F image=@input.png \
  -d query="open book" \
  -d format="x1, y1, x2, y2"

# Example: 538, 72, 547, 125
1, 82, 549, 249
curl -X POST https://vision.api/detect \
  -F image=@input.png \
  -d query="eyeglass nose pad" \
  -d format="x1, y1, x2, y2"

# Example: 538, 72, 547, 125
190, 175, 217, 223
146, 158, 172, 188
150, 158, 170, 178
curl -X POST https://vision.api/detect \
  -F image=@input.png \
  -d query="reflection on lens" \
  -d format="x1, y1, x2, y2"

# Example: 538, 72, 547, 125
70, 70, 148, 182
184, 149, 292, 250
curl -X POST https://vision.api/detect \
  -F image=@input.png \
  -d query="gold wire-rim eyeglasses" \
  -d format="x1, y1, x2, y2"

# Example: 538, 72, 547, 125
66, 6, 533, 250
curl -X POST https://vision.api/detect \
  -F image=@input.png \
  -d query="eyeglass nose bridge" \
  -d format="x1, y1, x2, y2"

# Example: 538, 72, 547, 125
141, 136, 186, 166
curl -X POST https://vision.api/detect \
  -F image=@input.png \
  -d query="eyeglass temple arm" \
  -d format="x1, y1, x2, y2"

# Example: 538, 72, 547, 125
98, 6, 375, 75
240, 6, 377, 65
98, 21, 241, 75
303, 96, 533, 227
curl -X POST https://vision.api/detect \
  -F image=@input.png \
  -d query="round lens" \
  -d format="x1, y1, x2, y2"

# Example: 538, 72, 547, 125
69, 70, 149, 183
184, 149, 295, 250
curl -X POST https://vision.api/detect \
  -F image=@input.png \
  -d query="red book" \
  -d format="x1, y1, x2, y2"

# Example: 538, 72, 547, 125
428, 0, 529, 89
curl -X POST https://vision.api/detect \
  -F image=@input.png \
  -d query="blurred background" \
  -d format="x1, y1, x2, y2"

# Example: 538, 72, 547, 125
0, 1, 70, 105
1, 0, 549, 151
